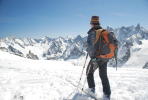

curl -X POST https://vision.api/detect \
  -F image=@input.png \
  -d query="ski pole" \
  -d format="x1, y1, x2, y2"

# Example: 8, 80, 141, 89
81, 60, 92, 92
76, 53, 88, 91
65, 53, 88, 99
115, 57, 117, 71
81, 59, 99, 93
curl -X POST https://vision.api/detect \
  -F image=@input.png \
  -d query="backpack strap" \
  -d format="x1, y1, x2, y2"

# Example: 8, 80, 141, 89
102, 30, 109, 44
94, 29, 106, 44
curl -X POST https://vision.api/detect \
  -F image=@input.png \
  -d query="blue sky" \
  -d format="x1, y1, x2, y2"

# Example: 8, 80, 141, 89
0, 0, 148, 38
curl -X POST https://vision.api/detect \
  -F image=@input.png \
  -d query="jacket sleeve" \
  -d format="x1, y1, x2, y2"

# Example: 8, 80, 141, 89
87, 31, 96, 58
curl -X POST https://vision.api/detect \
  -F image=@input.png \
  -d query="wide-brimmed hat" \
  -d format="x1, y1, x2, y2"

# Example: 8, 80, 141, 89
90, 16, 99, 25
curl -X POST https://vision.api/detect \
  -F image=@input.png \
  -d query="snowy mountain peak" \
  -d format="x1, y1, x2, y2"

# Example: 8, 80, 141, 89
135, 23, 141, 31
74, 35, 83, 42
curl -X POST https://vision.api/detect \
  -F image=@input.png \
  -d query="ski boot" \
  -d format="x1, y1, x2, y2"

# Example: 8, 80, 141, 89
85, 87, 96, 97
103, 94, 110, 100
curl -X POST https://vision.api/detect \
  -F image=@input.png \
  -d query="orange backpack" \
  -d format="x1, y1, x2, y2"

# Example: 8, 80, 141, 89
94, 29, 118, 59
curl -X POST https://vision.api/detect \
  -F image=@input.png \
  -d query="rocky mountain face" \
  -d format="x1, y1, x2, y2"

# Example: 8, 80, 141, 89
26, 50, 39, 60
0, 35, 86, 61
143, 62, 148, 69
0, 24, 148, 67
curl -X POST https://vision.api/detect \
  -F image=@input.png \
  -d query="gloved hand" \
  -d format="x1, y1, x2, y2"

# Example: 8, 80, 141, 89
91, 58, 97, 62
91, 58, 99, 67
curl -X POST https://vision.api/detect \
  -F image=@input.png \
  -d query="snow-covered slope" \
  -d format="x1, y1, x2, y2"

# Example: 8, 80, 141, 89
124, 40, 148, 68
0, 50, 148, 100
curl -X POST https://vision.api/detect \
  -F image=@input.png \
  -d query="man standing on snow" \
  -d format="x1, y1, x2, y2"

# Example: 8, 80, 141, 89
86, 16, 118, 100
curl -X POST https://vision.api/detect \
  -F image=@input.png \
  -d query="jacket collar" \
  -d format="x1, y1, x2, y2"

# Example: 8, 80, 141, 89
88, 25, 102, 34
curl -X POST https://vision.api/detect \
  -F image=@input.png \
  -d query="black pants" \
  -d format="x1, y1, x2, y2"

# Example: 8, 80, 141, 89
86, 60, 111, 96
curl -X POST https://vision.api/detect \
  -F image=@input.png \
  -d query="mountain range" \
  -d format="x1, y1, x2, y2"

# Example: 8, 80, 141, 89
0, 24, 148, 67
